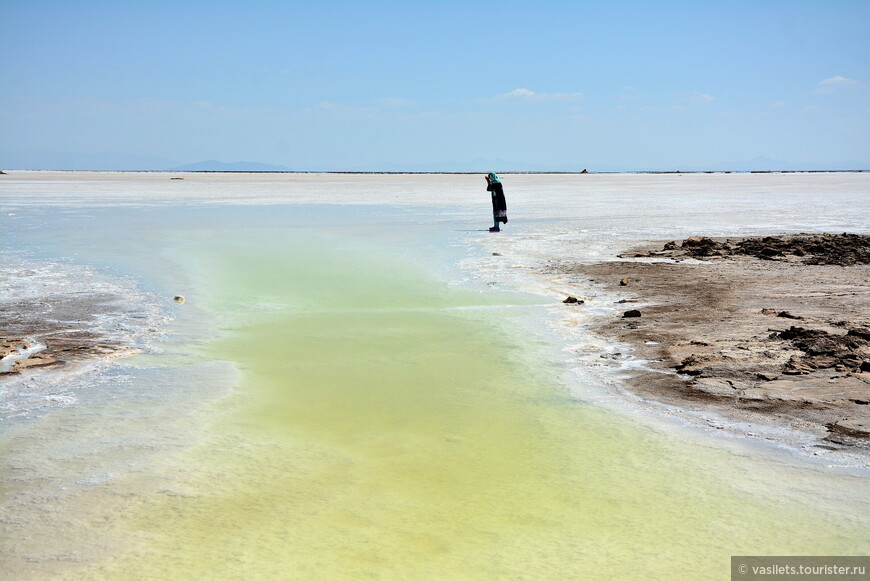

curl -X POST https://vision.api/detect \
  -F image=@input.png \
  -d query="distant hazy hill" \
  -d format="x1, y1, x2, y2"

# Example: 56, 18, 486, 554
169, 160, 292, 171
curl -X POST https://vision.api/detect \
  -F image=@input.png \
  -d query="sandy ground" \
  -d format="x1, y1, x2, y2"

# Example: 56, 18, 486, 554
548, 234, 870, 455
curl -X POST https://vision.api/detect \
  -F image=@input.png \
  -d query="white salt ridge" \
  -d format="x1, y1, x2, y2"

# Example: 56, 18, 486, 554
0, 338, 46, 372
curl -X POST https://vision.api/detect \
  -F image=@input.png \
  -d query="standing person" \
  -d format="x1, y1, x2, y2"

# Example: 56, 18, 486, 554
485, 172, 508, 232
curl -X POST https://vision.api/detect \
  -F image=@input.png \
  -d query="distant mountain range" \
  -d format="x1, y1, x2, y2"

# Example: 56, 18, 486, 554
2, 152, 867, 173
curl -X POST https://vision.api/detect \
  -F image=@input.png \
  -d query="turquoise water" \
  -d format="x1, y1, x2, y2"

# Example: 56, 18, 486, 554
2, 200, 870, 580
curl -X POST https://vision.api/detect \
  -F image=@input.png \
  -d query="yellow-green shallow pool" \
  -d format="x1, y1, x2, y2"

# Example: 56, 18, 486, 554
74, 224, 870, 580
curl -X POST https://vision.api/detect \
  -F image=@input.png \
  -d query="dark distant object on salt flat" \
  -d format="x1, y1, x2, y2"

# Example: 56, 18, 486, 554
171, 177, 184, 180
173, 295, 185, 304
623, 309, 642, 318
776, 311, 803, 320
761, 308, 803, 320
563, 296, 584, 304
580, 169, 589, 174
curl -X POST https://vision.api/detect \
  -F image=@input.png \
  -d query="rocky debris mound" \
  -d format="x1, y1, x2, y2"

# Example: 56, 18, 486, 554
679, 236, 726, 257
649, 233, 870, 266
773, 325, 870, 374
735, 234, 870, 266
673, 324, 870, 381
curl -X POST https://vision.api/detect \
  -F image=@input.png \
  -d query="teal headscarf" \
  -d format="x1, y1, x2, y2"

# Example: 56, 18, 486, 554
487, 172, 501, 184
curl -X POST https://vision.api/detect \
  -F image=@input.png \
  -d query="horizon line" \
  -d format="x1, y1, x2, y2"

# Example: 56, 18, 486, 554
3, 169, 869, 175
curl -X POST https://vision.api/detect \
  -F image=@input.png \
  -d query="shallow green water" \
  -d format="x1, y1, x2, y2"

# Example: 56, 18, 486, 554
3, 204, 870, 580
68, 218, 870, 580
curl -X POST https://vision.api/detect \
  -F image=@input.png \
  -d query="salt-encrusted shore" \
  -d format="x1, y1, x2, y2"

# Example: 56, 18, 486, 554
0, 294, 136, 376
0, 258, 169, 419
547, 233, 870, 459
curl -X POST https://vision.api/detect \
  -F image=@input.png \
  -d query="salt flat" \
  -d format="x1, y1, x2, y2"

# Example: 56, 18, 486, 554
1, 171, 869, 580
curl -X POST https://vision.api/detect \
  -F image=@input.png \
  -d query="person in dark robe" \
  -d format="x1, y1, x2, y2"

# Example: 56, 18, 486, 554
485, 172, 508, 232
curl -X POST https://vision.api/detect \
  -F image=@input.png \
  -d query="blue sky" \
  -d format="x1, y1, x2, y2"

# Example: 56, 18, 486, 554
1, 0, 868, 171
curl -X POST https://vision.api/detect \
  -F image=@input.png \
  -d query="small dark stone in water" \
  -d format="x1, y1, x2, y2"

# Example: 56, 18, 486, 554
623, 309, 642, 318
563, 296, 584, 304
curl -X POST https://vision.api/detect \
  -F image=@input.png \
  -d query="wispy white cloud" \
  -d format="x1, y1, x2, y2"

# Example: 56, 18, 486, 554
684, 92, 715, 105
815, 76, 858, 94
485, 88, 583, 103
304, 101, 381, 120
769, 101, 787, 109
639, 104, 681, 112
820, 75, 857, 86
